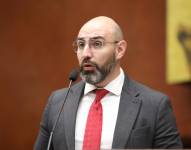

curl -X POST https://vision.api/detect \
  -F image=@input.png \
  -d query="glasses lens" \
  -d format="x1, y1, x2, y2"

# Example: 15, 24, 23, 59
77, 40, 86, 50
90, 39, 104, 49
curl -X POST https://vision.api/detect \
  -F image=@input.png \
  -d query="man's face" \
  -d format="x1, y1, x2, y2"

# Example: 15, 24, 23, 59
75, 29, 118, 85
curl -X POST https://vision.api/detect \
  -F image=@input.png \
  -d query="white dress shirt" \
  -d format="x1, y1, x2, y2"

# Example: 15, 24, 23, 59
75, 68, 125, 150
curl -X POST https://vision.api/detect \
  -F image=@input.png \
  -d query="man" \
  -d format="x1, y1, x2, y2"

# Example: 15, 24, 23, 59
34, 16, 183, 150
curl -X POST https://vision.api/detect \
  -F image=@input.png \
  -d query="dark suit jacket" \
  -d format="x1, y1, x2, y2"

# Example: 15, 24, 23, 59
34, 76, 183, 149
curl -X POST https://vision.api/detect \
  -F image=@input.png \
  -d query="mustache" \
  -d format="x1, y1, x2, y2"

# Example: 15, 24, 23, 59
81, 59, 97, 67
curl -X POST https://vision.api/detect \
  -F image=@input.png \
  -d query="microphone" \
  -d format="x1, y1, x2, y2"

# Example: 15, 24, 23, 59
69, 69, 79, 81
47, 69, 78, 150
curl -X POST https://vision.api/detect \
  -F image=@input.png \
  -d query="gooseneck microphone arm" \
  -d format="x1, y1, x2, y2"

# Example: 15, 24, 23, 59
47, 69, 78, 150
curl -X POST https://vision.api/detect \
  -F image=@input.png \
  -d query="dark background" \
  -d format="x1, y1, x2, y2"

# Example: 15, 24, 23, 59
0, 0, 190, 149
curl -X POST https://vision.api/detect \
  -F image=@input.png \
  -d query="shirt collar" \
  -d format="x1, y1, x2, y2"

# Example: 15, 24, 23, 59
84, 68, 125, 96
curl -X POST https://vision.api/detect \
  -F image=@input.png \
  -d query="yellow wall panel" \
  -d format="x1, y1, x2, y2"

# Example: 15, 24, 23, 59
167, 0, 191, 83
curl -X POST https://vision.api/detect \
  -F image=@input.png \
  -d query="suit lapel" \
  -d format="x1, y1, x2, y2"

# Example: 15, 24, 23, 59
112, 76, 141, 148
63, 81, 85, 150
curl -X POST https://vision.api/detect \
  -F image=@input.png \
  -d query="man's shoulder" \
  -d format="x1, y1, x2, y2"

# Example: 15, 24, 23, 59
48, 81, 85, 103
125, 77, 173, 114
131, 79, 167, 97
126, 76, 170, 104
54, 81, 84, 94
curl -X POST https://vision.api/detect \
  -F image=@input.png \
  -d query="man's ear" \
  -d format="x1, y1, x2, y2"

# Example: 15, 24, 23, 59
115, 40, 127, 60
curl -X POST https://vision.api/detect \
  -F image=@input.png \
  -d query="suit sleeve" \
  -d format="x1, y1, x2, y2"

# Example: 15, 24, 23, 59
34, 93, 55, 150
153, 96, 183, 148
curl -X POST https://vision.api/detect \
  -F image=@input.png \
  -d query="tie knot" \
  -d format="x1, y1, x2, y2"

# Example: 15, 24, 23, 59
95, 89, 109, 103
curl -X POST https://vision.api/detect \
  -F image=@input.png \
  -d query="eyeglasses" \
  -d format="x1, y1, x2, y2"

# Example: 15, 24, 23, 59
73, 37, 119, 53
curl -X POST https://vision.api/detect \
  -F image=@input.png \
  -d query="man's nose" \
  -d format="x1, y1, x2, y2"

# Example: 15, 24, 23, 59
82, 44, 93, 58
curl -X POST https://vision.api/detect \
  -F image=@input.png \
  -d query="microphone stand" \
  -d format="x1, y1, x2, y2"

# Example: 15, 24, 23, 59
46, 80, 73, 150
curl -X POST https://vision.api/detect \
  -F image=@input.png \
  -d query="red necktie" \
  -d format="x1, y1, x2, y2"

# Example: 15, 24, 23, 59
83, 89, 109, 150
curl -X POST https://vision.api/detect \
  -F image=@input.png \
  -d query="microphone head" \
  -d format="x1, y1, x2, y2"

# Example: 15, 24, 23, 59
69, 69, 78, 81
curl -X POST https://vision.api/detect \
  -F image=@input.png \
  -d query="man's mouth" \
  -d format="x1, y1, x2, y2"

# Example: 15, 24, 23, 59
83, 63, 96, 71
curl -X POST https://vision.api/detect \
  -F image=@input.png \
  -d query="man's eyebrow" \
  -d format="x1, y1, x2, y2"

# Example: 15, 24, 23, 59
76, 36, 105, 40
91, 36, 105, 40
76, 37, 85, 41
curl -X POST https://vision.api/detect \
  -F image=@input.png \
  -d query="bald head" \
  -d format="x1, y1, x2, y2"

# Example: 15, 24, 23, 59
78, 16, 124, 41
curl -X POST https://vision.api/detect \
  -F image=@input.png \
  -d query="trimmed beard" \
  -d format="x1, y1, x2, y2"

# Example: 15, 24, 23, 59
80, 53, 117, 85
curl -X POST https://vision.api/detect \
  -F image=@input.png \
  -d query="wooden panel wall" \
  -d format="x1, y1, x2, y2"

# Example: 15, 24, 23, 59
0, 0, 190, 149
